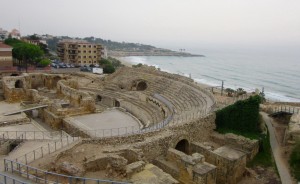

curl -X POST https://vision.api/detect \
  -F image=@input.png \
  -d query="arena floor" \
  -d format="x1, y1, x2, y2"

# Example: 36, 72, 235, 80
67, 108, 140, 137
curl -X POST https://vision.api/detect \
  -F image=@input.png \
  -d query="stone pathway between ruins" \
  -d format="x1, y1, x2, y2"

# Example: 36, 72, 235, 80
261, 112, 294, 184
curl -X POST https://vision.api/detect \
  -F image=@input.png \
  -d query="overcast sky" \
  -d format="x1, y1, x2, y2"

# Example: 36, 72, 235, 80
1, 0, 300, 52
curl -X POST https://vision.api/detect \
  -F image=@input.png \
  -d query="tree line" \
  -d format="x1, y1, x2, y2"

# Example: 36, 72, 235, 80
4, 38, 51, 68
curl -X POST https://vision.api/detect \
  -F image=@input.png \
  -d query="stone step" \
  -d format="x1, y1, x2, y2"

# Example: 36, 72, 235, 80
153, 157, 179, 179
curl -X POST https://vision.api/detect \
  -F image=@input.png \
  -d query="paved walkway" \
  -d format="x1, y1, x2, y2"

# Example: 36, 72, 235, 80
260, 112, 294, 184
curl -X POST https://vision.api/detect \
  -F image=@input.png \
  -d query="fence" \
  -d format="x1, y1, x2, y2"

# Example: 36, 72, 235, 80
0, 172, 27, 184
214, 94, 249, 111
0, 131, 68, 141
15, 136, 80, 165
271, 106, 300, 114
4, 159, 130, 184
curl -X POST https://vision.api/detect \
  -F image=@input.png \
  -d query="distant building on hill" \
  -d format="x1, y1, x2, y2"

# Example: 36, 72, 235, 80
56, 40, 104, 66
0, 28, 9, 40
0, 42, 13, 67
10, 29, 21, 39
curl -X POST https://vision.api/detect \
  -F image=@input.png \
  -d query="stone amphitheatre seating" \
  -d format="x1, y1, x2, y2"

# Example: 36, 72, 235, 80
103, 67, 214, 124
0, 67, 219, 184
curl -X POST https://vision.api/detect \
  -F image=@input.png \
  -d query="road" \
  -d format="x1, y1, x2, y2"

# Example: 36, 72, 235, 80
260, 112, 294, 184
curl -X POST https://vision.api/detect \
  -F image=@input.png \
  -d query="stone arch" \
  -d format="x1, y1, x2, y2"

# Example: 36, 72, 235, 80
96, 95, 102, 102
136, 81, 147, 91
174, 139, 190, 155
15, 80, 23, 88
115, 100, 120, 107
10, 73, 19, 76
53, 76, 62, 88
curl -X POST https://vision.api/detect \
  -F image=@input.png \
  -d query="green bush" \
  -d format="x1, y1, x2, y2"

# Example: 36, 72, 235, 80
99, 58, 116, 74
103, 64, 115, 74
216, 95, 262, 134
38, 59, 51, 67
132, 63, 143, 68
290, 142, 300, 180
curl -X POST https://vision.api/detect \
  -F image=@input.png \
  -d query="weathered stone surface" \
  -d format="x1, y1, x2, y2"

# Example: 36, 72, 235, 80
126, 161, 146, 177
57, 161, 84, 176
131, 164, 179, 184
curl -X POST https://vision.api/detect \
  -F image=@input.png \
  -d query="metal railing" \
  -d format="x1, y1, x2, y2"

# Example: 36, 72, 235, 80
0, 131, 68, 141
271, 106, 300, 114
0, 172, 27, 184
15, 136, 80, 165
4, 159, 130, 184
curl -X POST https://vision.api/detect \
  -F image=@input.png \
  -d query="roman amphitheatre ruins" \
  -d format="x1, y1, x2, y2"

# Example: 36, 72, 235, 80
0, 65, 284, 184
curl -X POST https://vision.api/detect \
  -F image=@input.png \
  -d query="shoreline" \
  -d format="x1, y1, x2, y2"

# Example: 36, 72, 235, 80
115, 57, 300, 103
116, 57, 233, 99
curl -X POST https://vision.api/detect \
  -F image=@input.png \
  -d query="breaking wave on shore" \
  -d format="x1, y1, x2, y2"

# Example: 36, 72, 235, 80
121, 54, 300, 102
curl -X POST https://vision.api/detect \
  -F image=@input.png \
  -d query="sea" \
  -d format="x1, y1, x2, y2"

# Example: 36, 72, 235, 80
121, 49, 300, 102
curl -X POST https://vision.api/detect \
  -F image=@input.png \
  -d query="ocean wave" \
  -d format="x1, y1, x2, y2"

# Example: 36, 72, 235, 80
122, 55, 300, 102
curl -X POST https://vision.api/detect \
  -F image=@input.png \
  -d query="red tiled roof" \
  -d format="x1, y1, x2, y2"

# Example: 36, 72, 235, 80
0, 42, 12, 48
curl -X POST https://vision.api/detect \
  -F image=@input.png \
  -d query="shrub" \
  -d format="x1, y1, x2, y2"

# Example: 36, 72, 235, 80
215, 95, 262, 134
289, 142, 300, 180
38, 59, 51, 67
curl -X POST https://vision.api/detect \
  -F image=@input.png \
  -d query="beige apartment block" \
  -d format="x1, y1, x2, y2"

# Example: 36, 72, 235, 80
57, 40, 103, 65
0, 42, 13, 67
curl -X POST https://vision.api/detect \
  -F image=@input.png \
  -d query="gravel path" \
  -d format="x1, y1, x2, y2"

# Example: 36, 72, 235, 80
261, 112, 294, 184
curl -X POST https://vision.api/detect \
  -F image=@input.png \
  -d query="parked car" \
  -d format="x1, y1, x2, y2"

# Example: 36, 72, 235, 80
58, 63, 67, 68
80, 66, 92, 72
51, 63, 57, 68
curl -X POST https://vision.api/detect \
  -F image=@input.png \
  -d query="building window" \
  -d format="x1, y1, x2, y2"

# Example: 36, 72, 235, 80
78, 56, 81, 58
89, 51, 91, 53
83, 45, 86, 48
83, 50, 86, 53
94, 45, 96, 48
94, 56, 96, 58
83, 56, 86, 58
89, 45, 91, 48
89, 56, 92, 58
78, 51, 81, 53
84, 61, 86, 63
78, 45, 81, 47
89, 61, 91, 63
94, 51, 96, 53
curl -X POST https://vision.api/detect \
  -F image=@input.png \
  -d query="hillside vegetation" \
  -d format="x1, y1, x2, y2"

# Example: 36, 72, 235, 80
46, 36, 202, 57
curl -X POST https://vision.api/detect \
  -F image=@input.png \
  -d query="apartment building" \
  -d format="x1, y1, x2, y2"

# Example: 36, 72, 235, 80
57, 40, 103, 65
0, 42, 13, 67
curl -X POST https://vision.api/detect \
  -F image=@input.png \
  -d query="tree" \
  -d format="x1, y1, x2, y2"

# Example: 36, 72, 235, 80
4, 38, 23, 46
103, 64, 115, 74
236, 88, 246, 96
13, 43, 44, 65
225, 88, 235, 97
37, 59, 51, 67
107, 57, 124, 68
5, 39, 44, 69
132, 63, 143, 68
99, 58, 116, 74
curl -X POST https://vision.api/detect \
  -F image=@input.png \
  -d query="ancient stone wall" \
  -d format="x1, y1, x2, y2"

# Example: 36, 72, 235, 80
210, 133, 259, 161
57, 80, 95, 112
191, 143, 247, 184
41, 109, 63, 129
82, 114, 216, 161
2, 76, 28, 102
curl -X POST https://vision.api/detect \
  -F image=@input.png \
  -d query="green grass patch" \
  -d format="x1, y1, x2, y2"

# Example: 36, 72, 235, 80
247, 131, 273, 167
289, 142, 300, 181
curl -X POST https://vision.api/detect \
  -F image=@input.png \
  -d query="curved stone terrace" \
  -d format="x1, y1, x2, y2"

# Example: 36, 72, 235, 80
0, 66, 218, 183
